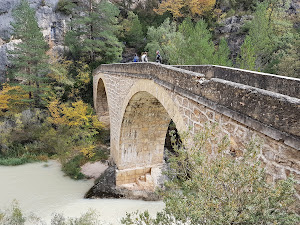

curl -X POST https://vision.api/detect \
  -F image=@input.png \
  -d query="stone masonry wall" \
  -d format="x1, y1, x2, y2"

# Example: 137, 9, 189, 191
98, 63, 300, 150
93, 63, 300, 199
170, 91, 300, 200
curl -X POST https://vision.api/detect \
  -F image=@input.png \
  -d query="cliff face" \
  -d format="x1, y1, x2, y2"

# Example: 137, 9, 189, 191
0, 0, 71, 82
215, 15, 253, 62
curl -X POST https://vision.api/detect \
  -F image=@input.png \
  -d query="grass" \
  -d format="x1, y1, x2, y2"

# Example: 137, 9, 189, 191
0, 157, 36, 166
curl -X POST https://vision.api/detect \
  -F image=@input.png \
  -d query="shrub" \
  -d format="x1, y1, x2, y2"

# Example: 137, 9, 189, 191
122, 124, 300, 224
0, 201, 100, 225
0, 157, 34, 166
62, 155, 85, 180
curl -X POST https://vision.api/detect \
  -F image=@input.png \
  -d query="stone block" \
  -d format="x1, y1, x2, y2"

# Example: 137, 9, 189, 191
182, 98, 189, 108
274, 155, 293, 168
206, 109, 215, 120
192, 109, 207, 124
266, 163, 285, 178
262, 147, 276, 161
280, 147, 300, 161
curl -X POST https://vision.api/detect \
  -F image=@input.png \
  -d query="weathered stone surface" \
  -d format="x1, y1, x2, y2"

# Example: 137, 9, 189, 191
84, 165, 161, 200
93, 62, 300, 203
289, 0, 300, 14
85, 166, 124, 199
98, 63, 300, 143
0, 0, 70, 82
175, 65, 300, 98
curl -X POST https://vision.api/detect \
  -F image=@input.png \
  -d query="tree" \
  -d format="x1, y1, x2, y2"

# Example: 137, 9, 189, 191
275, 37, 300, 78
0, 83, 29, 116
229, 0, 258, 11
237, 0, 298, 74
65, 0, 123, 66
8, 0, 49, 108
45, 99, 103, 163
263, 0, 298, 75
122, 125, 300, 224
145, 18, 232, 66
119, 11, 144, 50
165, 18, 216, 65
155, 0, 216, 20
145, 18, 178, 62
180, 18, 215, 64
214, 38, 232, 67
237, 36, 256, 70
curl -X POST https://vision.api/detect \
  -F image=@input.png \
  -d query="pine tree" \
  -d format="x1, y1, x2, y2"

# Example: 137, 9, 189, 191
65, 0, 122, 67
177, 18, 215, 65
237, 36, 256, 71
119, 11, 144, 50
8, 0, 49, 108
214, 38, 232, 67
238, 2, 275, 71
145, 18, 232, 66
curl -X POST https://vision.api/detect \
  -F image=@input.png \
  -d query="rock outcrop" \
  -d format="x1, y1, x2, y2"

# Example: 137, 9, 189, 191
215, 15, 253, 62
84, 165, 162, 201
0, 0, 71, 82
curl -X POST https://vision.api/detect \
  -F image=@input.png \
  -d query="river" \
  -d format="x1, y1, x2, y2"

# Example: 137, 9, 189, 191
0, 160, 164, 224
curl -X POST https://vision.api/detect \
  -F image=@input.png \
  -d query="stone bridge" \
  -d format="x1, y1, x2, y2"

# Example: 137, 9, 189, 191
93, 63, 300, 196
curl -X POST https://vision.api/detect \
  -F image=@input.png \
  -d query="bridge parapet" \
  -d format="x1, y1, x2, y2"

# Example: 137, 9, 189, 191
96, 63, 300, 150
175, 65, 300, 98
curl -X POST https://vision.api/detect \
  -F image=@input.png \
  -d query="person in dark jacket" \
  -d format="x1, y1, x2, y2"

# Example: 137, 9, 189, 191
156, 50, 162, 63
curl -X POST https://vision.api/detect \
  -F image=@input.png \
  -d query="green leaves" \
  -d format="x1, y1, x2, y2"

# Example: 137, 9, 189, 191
8, 0, 49, 108
65, 0, 122, 66
145, 18, 232, 66
122, 124, 299, 225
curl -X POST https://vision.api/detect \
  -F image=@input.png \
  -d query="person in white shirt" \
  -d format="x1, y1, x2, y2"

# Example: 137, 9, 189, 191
141, 52, 148, 62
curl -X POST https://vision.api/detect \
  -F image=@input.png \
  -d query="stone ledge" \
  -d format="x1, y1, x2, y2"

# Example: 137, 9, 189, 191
175, 65, 300, 98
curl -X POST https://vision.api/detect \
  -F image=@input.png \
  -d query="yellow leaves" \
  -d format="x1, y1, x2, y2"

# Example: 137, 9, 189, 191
48, 99, 103, 129
155, 0, 184, 18
76, 62, 91, 85
47, 99, 68, 125
80, 145, 96, 158
0, 83, 29, 115
47, 99, 103, 160
65, 100, 89, 127
155, 0, 216, 19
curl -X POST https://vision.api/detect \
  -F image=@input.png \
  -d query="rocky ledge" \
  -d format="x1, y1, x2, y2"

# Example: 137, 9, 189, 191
84, 165, 161, 201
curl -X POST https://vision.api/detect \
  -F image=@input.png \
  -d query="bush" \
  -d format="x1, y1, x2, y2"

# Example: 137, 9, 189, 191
0, 157, 35, 166
0, 201, 100, 225
62, 155, 85, 180
122, 124, 300, 224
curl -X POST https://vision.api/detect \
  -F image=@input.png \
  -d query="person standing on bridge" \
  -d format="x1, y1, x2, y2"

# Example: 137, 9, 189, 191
155, 50, 162, 64
141, 52, 148, 62
133, 53, 139, 62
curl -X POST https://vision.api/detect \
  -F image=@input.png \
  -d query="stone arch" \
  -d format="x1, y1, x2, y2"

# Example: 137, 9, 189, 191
116, 80, 186, 170
95, 78, 110, 126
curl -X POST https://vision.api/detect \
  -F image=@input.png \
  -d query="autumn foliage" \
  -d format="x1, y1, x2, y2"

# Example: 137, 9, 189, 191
0, 83, 29, 115
48, 99, 102, 129
155, 0, 216, 19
